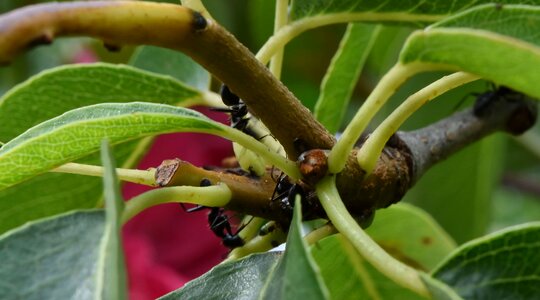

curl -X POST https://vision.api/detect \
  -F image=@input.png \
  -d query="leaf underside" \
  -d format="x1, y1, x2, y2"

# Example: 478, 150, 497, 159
433, 222, 540, 299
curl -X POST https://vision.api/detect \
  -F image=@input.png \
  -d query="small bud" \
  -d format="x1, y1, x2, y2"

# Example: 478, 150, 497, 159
191, 11, 207, 31
297, 149, 329, 184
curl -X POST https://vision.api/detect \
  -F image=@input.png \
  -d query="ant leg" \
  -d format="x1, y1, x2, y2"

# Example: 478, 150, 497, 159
210, 107, 235, 113
270, 173, 287, 201
452, 92, 478, 112
209, 208, 234, 237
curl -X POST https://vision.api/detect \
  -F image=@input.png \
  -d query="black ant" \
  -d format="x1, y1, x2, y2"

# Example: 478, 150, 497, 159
207, 207, 245, 249
270, 173, 304, 215
454, 84, 524, 117
473, 85, 524, 117
180, 178, 246, 249
212, 85, 259, 138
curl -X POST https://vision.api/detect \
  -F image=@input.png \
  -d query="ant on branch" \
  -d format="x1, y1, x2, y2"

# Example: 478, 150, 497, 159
181, 178, 245, 249
212, 84, 260, 138
270, 172, 304, 215
207, 207, 245, 249
454, 83, 524, 117
473, 85, 524, 117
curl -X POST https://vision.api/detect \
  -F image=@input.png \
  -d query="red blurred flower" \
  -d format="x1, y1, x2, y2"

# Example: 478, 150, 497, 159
122, 108, 234, 300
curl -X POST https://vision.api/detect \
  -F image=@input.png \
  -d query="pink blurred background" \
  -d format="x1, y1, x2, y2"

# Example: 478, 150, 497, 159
71, 47, 235, 299
122, 109, 234, 299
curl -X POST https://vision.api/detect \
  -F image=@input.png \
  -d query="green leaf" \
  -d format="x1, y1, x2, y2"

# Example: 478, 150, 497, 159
0, 63, 205, 233
311, 234, 422, 300
0, 210, 105, 298
160, 253, 281, 299
314, 23, 380, 134
289, 0, 537, 23
420, 274, 464, 300
97, 141, 127, 300
432, 222, 540, 299
261, 197, 329, 299
130, 46, 210, 90
0, 172, 102, 235
0, 63, 201, 141
400, 4, 540, 99
366, 203, 456, 271
0, 102, 224, 190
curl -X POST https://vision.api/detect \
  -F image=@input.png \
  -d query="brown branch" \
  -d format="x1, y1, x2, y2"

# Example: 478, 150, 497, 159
0, 1, 335, 158
400, 92, 538, 183
155, 93, 537, 225
154, 158, 293, 224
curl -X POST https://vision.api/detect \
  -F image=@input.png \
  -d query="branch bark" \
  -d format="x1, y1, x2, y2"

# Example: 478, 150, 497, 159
155, 96, 537, 224
0, 1, 335, 158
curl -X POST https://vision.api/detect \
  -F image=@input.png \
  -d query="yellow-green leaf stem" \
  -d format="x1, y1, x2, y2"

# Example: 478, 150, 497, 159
304, 223, 337, 245
225, 227, 287, 262
52, 163, 156, 186
256, 13, 441, 65
237, 216, 265, 242
269, 0, 289, 79
121, 184, 231, 224
223, 126, 300, 179
357, 72, 480, 175
328, 62, 427, 174
180, 0, 212, 20
200, 91, 226, 108
316, 176, 430, 298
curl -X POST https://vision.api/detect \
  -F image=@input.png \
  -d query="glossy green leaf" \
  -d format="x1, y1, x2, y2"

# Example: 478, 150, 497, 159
160, 253, 281, 299
0, 63, 201, 141
97, 141, 127, 300
366, 203, 456, 271
0, 210, 105, 299
311, 234, 422, 300
261, 198, 329, 299
0, 63, 204, 233
289, 0, 537, 23
314, 23, 380, 134
400, 4, 540, 99
433, 222, 540, 299
0, 102, 224, 190
130, 46, 210, 90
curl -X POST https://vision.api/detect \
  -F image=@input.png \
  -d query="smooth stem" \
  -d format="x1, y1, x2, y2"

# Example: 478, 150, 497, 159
304, 223, 337, 245
328, 62, 423, 173
180, 0, 211, 20
256, 13, 441, 65
52, 162, 156, 186
225, 227, 287, 262
222, 126, 301, 180
201, 91, 226, 108
238, 216, 265, 241
122, 184, 231, 224
316, 176, 430, 298
268, 0, 288, 79
357, 72, 480, 175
